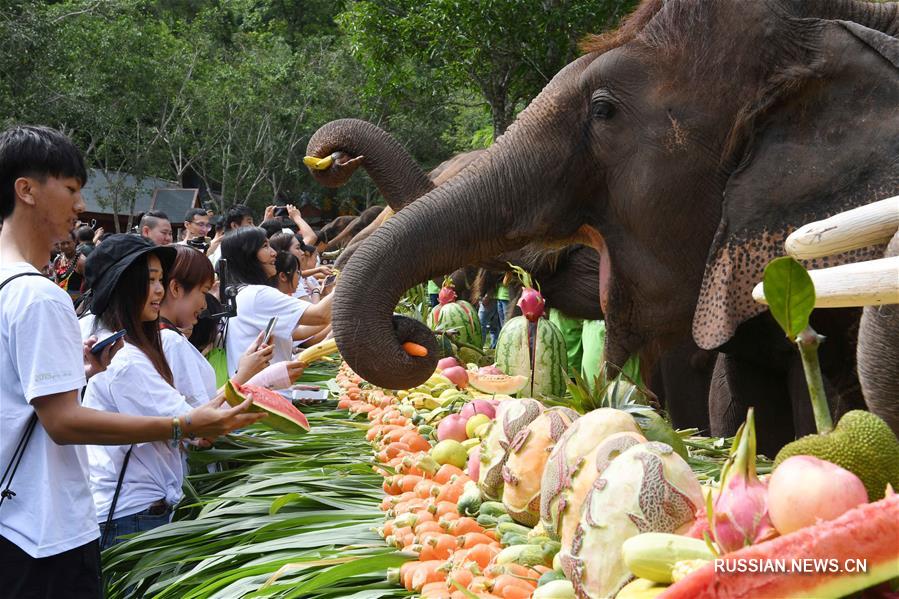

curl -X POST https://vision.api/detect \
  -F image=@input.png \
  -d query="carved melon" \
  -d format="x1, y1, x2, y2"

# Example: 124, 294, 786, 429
502, 407, 579, 526
478, 398, 544, 501
540, 408, 643, 540
559, 442, 703, 599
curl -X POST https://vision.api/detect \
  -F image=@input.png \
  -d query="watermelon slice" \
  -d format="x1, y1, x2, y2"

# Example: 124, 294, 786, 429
659, 492, 899, 599
224, 380, 310, 434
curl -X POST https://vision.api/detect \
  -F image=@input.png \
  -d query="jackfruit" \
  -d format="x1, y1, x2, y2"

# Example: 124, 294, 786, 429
774, 410, 899, 500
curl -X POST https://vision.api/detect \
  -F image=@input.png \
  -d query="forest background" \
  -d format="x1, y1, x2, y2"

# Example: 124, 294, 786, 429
1, 0, 635, 219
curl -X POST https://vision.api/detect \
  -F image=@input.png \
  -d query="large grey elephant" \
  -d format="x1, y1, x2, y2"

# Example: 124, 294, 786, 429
307, 118, 715, 430
331, 0, 897, 453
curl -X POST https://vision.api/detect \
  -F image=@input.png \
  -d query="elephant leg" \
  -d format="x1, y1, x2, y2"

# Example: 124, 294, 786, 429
710, 354, 796, 458
858, 303, 899, 436
649, 341, 713, 434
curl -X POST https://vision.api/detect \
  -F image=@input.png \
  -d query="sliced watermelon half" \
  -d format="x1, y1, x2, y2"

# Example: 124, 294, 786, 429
224, 380, 310, 435
659, 492, 899, 599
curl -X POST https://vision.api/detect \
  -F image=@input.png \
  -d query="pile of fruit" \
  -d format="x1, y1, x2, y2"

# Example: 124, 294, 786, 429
335, 358, 899, 599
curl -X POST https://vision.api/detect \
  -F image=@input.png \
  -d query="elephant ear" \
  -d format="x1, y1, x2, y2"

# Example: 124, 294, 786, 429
692, 19, 899, 350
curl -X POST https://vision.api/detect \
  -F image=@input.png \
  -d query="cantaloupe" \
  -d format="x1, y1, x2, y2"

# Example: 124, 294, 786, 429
478, 398, 544, 501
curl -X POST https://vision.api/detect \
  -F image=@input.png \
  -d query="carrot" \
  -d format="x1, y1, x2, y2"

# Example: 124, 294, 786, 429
435, 501, 459, 517
401, 560, 419, 591
447, 568, 474, 589
382, 427, 409, 445
463, 543, 498, 569
420, 581, 452, 598
420, 533, 457, 561
458, 532, 495, 549
410, 560, 448, 591
413, 521, 444, 539
445, 516, 482, 536
434, 463, 465, 484
402, 341, 429, 357
400, 431, 432, 453
491, 574, 537, 597
436, 481, 465, 503
497, 585, 532, 599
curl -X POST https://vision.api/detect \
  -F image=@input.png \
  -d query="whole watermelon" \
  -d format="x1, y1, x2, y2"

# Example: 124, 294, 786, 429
429, 299, 482, 348
495, 315, 567, 398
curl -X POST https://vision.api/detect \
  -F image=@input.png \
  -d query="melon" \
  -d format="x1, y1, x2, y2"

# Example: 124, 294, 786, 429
540, 407, 644, 540
495, 315, 567, 398
467, 369, 529, 395
224, 380, 310, 434
502, 407, 579, 526
659, 492, 899, 599
429, 298, 482, 348
478, 398, 544, 501
560, 442, 702, 599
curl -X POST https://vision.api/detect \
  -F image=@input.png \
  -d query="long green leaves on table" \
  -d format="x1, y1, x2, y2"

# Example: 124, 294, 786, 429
103, 368, 412, 599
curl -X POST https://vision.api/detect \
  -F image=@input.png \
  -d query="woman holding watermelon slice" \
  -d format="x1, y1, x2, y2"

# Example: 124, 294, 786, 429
79, 235, 270, 549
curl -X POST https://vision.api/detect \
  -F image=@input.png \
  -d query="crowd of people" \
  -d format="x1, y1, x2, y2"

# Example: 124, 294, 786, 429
0, 125, 340, 598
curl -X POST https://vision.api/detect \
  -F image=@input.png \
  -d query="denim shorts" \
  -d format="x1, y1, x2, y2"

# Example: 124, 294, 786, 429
99, 505, 172, 550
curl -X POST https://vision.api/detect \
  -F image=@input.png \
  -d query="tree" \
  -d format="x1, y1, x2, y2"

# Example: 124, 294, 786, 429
337, 0, 637, 137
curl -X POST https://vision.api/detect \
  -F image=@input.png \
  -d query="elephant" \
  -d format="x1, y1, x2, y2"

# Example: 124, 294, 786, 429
320, 205, 384, 252
857, 229, 899, 436
307, 117, 715, 432
330, 0, 898, 455
315, 214, 356, 249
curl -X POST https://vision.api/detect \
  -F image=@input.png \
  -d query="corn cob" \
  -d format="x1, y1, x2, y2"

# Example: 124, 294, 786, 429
621, 532, 715, 584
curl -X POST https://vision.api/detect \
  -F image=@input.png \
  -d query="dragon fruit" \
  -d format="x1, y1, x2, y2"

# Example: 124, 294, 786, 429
709, 408, 777, 553
560, 441, 703, 599
502, 407, 579, 526
429, 278, 482, 348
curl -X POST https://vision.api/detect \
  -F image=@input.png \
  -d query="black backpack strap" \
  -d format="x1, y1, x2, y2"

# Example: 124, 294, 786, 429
0, 271, 47, 510
100, 445, 134, 548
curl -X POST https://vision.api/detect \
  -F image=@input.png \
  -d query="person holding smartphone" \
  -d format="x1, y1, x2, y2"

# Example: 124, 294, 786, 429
159, 245, 282, 407
219, 227, 333, 377
0, 126, 262, 598
80, 234, 264, 548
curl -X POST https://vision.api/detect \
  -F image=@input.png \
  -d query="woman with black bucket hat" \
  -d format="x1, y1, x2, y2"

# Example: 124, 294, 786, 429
0, 126, 264, 598
81, 234, 269, 548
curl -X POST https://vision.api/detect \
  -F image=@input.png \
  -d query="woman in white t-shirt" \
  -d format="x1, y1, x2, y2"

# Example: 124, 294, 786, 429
81, 237, 259, 548
158, 245, 273, 407
220, 227, 333, 376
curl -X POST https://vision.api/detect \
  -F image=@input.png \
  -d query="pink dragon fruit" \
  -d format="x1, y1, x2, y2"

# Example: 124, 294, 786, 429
437, 282, 457, 304
710, 408, 778, 553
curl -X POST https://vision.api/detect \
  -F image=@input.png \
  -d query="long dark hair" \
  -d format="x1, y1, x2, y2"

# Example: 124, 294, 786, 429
274, 251, 299, 280
98, 254, 173, 385
219, 226, 270, 287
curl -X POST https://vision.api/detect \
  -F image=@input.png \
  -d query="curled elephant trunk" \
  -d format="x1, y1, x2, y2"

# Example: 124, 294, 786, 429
332, 162, 525, 389
305, 118, 434, 211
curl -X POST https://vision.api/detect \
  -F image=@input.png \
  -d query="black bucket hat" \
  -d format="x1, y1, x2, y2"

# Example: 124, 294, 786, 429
84, 234, 176, 317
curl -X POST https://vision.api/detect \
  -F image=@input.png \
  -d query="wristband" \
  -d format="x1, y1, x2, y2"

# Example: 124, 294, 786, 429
171, 417, 182, 442
185, 414, 195, 440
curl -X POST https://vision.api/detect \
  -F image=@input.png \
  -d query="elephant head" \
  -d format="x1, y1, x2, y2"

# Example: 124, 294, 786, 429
334, 0, 898, 390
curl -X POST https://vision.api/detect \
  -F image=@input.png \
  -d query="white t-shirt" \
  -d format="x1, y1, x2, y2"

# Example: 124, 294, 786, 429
293, 276, 319, 300
83, 343, 192, 521
225, 285, 308, 376
0, 263, 97, 558
77, 311, 112, 342
161, 328, 217, 408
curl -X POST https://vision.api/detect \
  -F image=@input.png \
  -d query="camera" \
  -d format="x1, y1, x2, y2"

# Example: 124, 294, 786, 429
273, 205, 289, 218
185, 236, 210, 253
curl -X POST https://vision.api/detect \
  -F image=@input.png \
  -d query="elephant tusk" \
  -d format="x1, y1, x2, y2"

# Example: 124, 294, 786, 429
753, 255, 899, 308
784, 196, 899, 260
380, 206, 395, 222
303, 154, 335, 170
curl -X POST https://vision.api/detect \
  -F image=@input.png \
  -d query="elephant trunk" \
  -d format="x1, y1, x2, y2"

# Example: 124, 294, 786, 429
305, 118, 434, 211
332, 54, 597, 390
798, 0, 898, 35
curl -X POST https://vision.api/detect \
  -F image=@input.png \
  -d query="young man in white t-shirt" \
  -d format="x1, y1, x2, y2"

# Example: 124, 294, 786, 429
0, 126, 264, 599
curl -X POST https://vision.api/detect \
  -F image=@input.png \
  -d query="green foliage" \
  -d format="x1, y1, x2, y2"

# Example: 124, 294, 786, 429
762, 256, 816, 339
337, 0, 638, 136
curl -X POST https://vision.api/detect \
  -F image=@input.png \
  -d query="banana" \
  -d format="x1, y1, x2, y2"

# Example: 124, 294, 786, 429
615, 578, 669, 599
303, 154, 334, 170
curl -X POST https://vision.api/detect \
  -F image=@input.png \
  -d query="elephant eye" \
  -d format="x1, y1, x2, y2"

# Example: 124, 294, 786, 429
591, 98, 616, 120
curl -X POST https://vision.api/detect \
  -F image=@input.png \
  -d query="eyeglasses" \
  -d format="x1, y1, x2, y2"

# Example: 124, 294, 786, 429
192, 221, 212, 230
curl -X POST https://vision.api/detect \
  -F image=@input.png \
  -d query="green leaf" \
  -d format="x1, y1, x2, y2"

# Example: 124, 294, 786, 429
269, 493, 301, 516
762, 256, 816, 338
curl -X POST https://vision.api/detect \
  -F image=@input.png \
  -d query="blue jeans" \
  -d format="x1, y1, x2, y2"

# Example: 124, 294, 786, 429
428, 293, 439, 308
99, 505, 171, 550
478, 301, 501, 349
496, 300, 508, 329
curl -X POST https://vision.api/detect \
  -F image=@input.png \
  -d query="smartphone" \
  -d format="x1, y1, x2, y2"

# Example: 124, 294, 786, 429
322, 274, 337, 288
261, 316, 278, 346
90, 329, 126, 354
